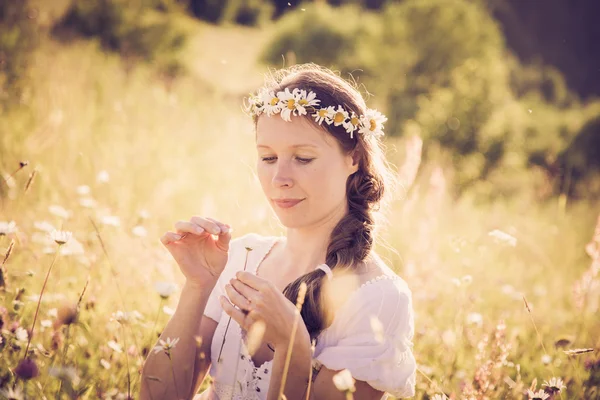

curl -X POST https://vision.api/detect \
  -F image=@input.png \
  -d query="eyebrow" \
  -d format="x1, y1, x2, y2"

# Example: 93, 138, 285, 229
256, 144, 318, 149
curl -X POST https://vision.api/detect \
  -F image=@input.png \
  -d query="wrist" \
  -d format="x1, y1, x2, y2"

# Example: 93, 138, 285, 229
184, 277, 217, 291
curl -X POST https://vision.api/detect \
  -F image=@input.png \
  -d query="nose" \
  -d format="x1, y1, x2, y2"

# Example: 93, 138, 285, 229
272, 159, 294, 188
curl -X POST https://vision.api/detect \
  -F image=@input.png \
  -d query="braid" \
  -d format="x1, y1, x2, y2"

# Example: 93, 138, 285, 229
283, 169, 385, 339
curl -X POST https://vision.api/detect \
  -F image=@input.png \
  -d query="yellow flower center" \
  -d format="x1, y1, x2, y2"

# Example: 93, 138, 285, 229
370, 119, 377, 131
334, 112, 345, 124
287, 99, 295, 109
299, 99, 308, 106
350, 116, 359, 126
270, 97, 278, 106
318, 109, 327, 117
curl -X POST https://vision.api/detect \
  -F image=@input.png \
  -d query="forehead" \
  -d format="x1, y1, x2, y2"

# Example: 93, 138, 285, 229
256, 115, 336, 150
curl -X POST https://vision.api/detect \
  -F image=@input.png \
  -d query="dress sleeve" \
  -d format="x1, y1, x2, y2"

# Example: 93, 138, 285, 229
203, 234, 255, 323
313, 277, 417, 398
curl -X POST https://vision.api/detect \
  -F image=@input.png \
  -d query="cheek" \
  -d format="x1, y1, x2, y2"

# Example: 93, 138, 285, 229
256, 163, 271, 190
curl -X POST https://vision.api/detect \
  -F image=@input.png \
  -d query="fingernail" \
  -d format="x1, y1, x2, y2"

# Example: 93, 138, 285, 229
211, 227, 220, 235
173, 234, 182, 240
195, 226, 204, 234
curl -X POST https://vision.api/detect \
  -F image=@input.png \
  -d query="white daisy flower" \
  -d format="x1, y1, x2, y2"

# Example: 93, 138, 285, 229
154, 282, 179, 299
331, 105, 349, 127
97, 170, 110, 183
542, 377, 566, 393
488, 229, 517, 247
132, 225, 147, 237
41, 319, 52, 329
527, 389, 550, 400
313, 106, 335, 125
0, 386, 23, 400
49, 205, 72, 219
332, 369, 355, 392
152, 337, 180, 355
466, 312, 483, 326
34, 221, 55, 233
0, 221, 16, 236
541, 354, 552, 365
100, 359, 111, 369
138, 209, 150, 220
59, 237, 84, 256
107, 340, 123, 353
100, 215, 120, 227
162, 305, 175, 316
358, 109, 387, 137
295, 89, 320, 116
277, 88, 299, 122
76, 185, 90, 196
50, 230, 72, 245
343, 112, 361, 138
79, 197, 97, 208
48, 308, 58, 318
15, 326, 28, 342
259, 89, 281, 117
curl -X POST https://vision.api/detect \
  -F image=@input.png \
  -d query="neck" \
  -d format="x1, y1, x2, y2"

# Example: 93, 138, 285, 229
281, 202, 348, 276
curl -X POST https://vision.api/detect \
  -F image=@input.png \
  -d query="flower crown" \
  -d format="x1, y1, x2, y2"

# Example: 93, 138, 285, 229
246, 87, 387, 139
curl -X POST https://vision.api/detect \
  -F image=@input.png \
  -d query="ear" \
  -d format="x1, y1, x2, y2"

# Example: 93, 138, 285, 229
346, 150, 360, 174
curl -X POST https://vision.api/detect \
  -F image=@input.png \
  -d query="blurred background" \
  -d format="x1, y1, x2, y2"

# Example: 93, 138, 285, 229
0, 0, 599, 399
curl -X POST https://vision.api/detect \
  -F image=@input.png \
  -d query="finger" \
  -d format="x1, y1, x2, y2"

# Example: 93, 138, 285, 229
206, 217, 232, 250
189, 216, 222, 235
230, 278, 258, 300
160, 231, 182, 245
220, 295, 249, 329
174, 220, 207, 236
225, 283, 252, 311
235, 271, 271, 291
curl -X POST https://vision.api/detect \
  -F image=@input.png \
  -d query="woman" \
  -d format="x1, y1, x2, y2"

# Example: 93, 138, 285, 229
140, 64, 416, 400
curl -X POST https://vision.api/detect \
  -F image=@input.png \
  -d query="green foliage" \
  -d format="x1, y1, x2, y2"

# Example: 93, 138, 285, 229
53, 0, 188, 74
189, 0, 273, 26
261, 4, 378, 73
0, 0, 38, 110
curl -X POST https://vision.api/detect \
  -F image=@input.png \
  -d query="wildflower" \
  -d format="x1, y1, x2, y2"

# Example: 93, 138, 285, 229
76, 185, 90, 196
0, 385, 24, 400
15, 326, 28, 342
527, 389, 550, 400
332, 369, 356, 392
48, 308, 58, 318
14, 358, 40, 380
50, 230, 72, 245
451, 277, 461, 287
466, 312, 483, 326
0, 221, 17, 236
153, 337, 180, 356
154, 282, 178, 299
138, 209, 150, 220
132, 225, 147, 237
541, 354, 552, 365
54, 303, 78, 328
100, 215, 120, 227
330, 105, 349, 127
343, 112, 360, 136
358, 109, 387, 138
313, 106, 335, 125
107, 340, 123, 353
34, 221, 55, 232
40, 319, 52, 329
542, 377, 566, 394
100, 358, 111, 369
59, 237, 84, 256
488, 229, 517, 247
97, 170, 110, 183
49, 365, 81, 386
48, 205, 72, 219
79, 197, 98, 208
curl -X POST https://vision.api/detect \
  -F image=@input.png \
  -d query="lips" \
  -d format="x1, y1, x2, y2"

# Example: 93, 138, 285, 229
273, 198, 304, 209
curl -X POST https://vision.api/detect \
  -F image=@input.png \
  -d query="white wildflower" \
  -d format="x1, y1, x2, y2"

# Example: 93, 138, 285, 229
107, 340, 123, 353
132, 225, 148, 237
154, 282, 178, 299
15, 326, 28, 342
162, 305, 175, 316
542, 377, 566, 393
76, 185, 91, 196
50, 230, 72, 245
541, 354, 552, 365
152, 337, 180, 355
313, 106, 335, 125
0, 221, 17, 236
527, 389, 550, 400
49, 365, 81, 386
466, 312, 483, 326
330, 105, 349, 127
79, 197, 98, 208
488, 229, 517, 247
100, 215, 120, 227
48, 308, 58, 318
358, 109, 387, 137
34, 221, 55, 233
41, 319, 52, 329
100, 359, 111, 369
49, 205, 72, 219
97, 170, 110, 183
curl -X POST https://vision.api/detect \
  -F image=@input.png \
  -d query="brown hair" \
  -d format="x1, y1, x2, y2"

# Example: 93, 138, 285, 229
253, 64, 396, 340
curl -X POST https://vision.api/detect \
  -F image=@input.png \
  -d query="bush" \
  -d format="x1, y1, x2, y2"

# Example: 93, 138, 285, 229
0, 0, 38, 110
189, 0, 273, 25
53, 0, 188, 75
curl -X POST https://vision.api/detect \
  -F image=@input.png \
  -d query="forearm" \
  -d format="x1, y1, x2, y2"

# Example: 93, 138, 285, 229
267, 327, 313, 400
140, 280, 215, 400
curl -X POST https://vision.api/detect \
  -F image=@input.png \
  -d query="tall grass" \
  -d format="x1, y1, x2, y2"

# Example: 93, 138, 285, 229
0, 26, 599, 399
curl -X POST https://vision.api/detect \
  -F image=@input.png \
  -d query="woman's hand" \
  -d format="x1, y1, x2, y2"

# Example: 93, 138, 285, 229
220, 271, 306, 349
160, 216, 232, 288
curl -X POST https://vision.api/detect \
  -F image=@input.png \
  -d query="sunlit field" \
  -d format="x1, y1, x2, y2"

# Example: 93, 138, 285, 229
1, 13, 600, 400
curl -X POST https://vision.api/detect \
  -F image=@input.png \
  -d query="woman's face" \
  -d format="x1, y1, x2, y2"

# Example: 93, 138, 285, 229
256, 115, 358, 229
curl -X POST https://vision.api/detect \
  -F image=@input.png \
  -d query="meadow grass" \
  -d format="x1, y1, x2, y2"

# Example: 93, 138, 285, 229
0, 22, 599, 399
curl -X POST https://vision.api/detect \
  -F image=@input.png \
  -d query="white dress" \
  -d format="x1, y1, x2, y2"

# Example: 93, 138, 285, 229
198, 233, 416, 399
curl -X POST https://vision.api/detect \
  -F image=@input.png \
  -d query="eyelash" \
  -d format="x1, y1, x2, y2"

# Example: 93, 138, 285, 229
261, 156, 314, 165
